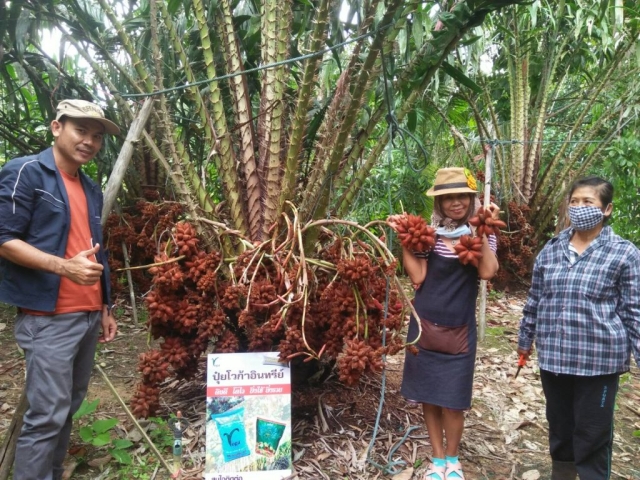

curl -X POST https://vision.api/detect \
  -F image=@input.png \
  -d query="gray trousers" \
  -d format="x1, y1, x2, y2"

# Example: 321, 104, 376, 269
13, 311, 101, 480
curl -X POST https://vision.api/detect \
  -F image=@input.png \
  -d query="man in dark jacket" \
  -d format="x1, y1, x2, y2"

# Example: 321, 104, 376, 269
0, 99, 119, 480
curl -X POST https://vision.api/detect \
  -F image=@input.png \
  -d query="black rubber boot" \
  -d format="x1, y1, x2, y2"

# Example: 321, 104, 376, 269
551, 460, 578, 480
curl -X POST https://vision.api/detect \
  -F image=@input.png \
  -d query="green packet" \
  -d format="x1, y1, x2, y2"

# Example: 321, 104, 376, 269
255, 416, 286, 457
211, 406, 250, 462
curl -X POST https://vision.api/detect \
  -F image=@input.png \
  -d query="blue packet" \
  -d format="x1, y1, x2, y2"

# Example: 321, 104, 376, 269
211, 406, 250, 462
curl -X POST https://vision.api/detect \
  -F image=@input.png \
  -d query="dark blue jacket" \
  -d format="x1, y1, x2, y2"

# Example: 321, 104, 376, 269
0, 147, 111, 311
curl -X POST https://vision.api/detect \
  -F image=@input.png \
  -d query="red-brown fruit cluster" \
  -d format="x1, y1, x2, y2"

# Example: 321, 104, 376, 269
215, 330, 240, 353
106, 200, 185, 296
493, 201, 537, 287
175, 222, 200, 257
138, 350, 170, 384
145, 290, 178, 326
161, 336, 192, 370
392, 214, 436, 252
130, 384, 160, 418
149, 253, 184, 291
469, 206, 507, 237
220, 284, 248, 311
119, 209, 409, 417
337, 257, 373, 283
337, 339, 384, 386
249, 281, 278, 311
278, 327, 305, 361
185, 250, 221, 285
454, 235, 484, 267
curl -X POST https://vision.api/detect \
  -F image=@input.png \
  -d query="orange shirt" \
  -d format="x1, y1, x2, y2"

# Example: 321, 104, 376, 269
24, 169, 103, 314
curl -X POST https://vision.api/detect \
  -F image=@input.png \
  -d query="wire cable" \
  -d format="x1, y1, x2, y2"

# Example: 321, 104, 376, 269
116, 24, 393, 99
365, 47, 423, 477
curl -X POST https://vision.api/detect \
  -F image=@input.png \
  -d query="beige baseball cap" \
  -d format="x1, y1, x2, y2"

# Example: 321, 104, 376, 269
55, 99, 120, 135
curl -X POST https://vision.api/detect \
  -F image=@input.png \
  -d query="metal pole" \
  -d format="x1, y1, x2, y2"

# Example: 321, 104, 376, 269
121, 241, 139, 325
478, 143, 493, 342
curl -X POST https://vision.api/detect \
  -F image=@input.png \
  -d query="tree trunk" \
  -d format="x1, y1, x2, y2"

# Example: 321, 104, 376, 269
101, 97, 155, 219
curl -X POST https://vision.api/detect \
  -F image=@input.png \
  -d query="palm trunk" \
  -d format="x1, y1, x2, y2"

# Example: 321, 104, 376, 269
66, 37, 203, 221
192, 0, 248, 234
308, 0, 404, 222
280, 0, 333, 213
299, 0, 382, 220
219, 0, 262, 239
530, 45, 629, 214
261, 0, 292, 238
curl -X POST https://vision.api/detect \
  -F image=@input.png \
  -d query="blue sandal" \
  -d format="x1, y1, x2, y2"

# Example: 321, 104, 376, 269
424, 462, 446, 480
445, 460, 465, 480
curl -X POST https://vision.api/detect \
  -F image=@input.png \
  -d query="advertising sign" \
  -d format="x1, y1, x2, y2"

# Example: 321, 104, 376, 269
205, 352, 292, 480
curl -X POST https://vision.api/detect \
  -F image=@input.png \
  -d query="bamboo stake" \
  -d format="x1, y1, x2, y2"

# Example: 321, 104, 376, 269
95, 365, 173, 474
478, 143, 493, 342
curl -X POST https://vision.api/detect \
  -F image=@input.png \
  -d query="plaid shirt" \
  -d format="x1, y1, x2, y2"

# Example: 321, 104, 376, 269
518, 226, 640, 376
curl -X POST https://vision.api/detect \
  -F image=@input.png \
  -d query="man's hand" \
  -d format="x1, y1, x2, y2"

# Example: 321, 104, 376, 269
0, 239, 103, 284
60, 244, 104, 285
99, 306, 117, 343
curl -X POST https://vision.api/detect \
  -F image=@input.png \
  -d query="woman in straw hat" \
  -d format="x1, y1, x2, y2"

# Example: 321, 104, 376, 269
388, 167, 500, 480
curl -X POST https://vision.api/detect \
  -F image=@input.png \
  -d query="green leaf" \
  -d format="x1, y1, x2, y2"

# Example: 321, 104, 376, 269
92, 432, 112, 447
167, 0, 183, 15
633, 430, 640, 438
407, 110, 417, 134
79, 426, 94, 443
412, 14, 424, 50
440, 61, 482, 94
73, 399, 99, 420
325, 38, 343, 74
110, 448, 133, 465
92, 418, 119, 434
111, 438, 134, 450
460, 35, 481, 46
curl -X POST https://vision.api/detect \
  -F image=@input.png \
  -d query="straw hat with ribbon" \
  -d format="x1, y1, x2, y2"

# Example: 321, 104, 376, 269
426, 167, 477, 196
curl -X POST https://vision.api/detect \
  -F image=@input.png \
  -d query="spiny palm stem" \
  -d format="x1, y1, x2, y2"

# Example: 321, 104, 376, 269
155, 1, 217, 215
299, 0, 381, 218
529, 44, 629, 213
331, 0, 417, 172
522, 33, 570, 199
336, 2, 484, 216
96, 0, 154, 92
280, 0, 333, 211
535, 120, 623, 237
262, 0, 293, 239
510, 12, 525, 199
531, 109, 617, 228
192, 0, 248, 234
68, 36, 199, 218
307, 0, 403, 222
219, 0, 262, 239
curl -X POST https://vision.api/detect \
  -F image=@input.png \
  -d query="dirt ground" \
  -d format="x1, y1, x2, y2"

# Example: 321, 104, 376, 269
1, 292, 639, 480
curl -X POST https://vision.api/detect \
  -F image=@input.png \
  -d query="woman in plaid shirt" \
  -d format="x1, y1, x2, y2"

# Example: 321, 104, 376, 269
518, 176, 640, 480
